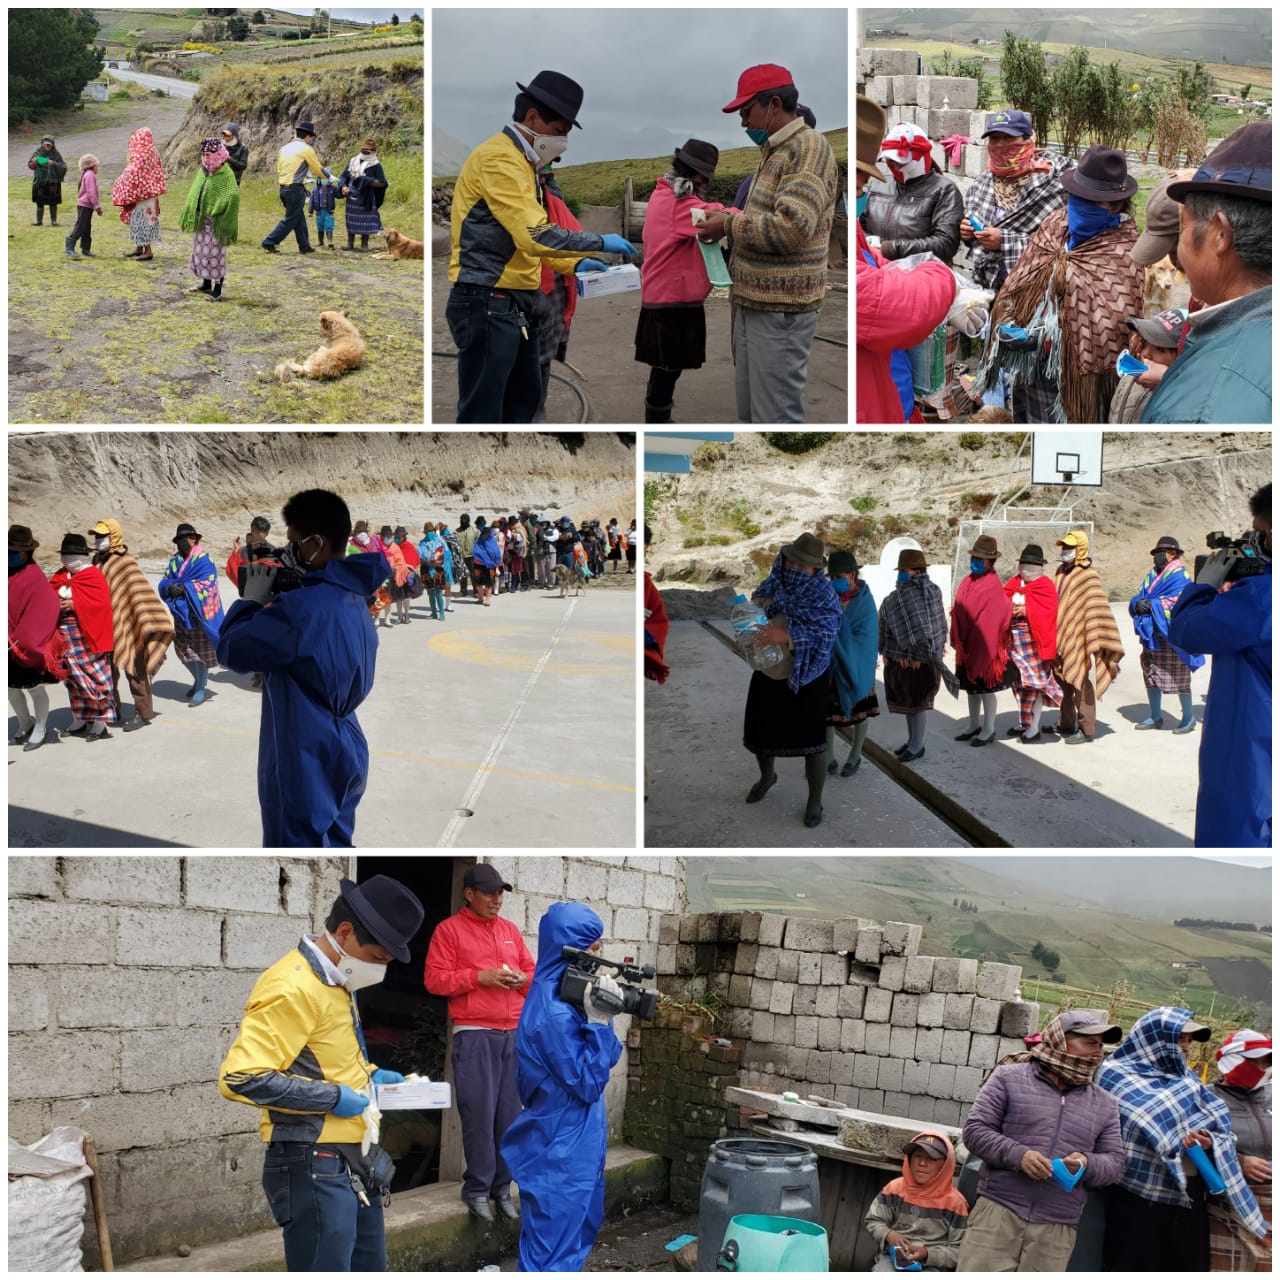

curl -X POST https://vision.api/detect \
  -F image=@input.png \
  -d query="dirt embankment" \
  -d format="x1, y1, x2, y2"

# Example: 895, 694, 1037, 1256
8, 431, 636, 560
647, 431, 1271, 607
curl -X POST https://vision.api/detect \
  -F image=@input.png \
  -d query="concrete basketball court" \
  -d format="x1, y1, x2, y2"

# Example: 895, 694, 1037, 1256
9, 572, 637, 848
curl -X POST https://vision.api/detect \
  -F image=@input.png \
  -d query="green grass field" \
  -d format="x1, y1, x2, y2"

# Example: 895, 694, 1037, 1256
172, 35, 424, 81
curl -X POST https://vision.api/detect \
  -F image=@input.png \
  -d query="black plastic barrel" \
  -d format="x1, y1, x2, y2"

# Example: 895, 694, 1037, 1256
697, 1139, 820, 1272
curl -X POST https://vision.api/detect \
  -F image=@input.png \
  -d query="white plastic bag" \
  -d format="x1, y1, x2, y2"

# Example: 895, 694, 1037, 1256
8, 1127, 92, 1272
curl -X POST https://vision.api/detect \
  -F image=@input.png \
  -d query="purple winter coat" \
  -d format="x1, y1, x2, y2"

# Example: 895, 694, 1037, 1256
963, 1061, 1125, 1226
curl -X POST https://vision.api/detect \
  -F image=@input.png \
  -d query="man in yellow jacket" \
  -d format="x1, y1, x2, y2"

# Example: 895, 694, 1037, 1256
220, 875, 424, 1271
447, 69, 637, 423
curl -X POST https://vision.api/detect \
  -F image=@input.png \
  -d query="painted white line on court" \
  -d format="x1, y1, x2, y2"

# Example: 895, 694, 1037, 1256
436, 596, 580, 847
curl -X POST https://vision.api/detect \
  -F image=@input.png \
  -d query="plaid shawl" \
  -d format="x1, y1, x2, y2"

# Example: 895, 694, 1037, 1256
1098, 1008, 1266, 1238
1054, 562, 1124, 694
1131, 558, 1204, 670
951, 569, 1012, 685
99, 548, 174, 678
879, 574, 960, 695
963, 153, 1071, 289
752, 555, 842, 693
980, 207, 1143, 423
997, 1013, 1101, 1088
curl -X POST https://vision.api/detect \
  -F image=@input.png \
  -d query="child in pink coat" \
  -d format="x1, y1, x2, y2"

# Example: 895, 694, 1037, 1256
66, 154, 103, 258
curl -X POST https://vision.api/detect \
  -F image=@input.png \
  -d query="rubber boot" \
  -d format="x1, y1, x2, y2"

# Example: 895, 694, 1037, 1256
189, 664, 209, 706
361, 235, 369, 250
65, 236, 78, 257
644, 399, 673, 424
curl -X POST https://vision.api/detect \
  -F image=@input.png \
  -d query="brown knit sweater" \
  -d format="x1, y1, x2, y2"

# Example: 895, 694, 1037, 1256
724, 118, 840, 312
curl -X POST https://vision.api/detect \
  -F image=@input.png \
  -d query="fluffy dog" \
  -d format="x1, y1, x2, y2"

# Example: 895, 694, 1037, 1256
373, 228, 424, 260
554, 563, 587, 597
274, 310, 365, 381
969, 403, 1014, 423
1143, 255, 1185, 317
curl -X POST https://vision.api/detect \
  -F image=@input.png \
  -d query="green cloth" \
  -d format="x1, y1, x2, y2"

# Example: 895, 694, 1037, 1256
178, 164, 240, 246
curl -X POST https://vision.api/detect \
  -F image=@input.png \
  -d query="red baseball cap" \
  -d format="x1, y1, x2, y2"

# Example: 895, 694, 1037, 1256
723, 64, 795, 112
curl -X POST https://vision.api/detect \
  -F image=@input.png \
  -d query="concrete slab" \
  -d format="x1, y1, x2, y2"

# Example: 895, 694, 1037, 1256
9, 573, 637, 848
644, 622, 965, 849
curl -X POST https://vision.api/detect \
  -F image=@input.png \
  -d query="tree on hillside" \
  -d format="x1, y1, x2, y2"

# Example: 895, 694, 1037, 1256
1175, 60, 1215, 121
252, 9, 265, 22
1090, 61, 1136, 151
1000, 31, 1053, 143
391, 13, 400, 25
1050, 46, 1094, 159
8, 8, 105, 126
227, 16, 250, 41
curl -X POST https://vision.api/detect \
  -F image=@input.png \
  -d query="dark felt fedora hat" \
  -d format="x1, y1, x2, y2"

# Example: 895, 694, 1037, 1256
780, 531, 826, 568
674, 139, 719, 179
969, 534, 1000, 559
897, 547, 927, 572
339, 876, 424, 964
1060, 145, 1138, 201
1167, 122, 1272, 203
1150, 535, 1183, 555
9, 524, 38, 552
172, 522, 200, 543
60, 532, 91, 556
827, 549, 860, 576
1017, 544, 1047, 565
516, 70, 585, 129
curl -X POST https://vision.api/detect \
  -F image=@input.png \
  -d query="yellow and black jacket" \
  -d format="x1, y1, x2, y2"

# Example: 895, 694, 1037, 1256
449, 126, 605, 290
219, 941, 375, 1145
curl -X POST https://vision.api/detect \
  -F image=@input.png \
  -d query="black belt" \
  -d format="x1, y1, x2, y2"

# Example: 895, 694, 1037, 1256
451, 283, 538, 301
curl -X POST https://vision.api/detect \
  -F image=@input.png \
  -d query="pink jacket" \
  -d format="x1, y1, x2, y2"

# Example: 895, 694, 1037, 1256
77, 169, 100, 210
640, 177, 738, 306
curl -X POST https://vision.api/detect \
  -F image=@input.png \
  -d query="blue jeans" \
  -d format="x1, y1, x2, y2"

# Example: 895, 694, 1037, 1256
262, 1142, 386, 1272
264, 184, 311, 251
445, 285, 544, 423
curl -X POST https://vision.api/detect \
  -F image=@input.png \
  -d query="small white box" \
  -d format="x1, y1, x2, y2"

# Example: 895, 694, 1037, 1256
575, 263, 641, 299
373, 1080, 452, 1111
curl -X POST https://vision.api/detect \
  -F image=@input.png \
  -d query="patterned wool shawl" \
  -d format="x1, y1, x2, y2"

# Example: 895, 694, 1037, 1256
951, 569, 1012, 684
158, 545, 224, 642
419, 532, 451, 579
1054, 561, 1124, 694
1132, 559, 1204, 670
986, 206, 1143, 423
831, 581, 878, 715
1003, 572, 1058, 662
178, 162, 240, 246
1098, 1008, 1266, 1238
99, 547, 174, 677
112, 127, 166, 211
879, 574, 947, 661
997, 1014, 1102, 1089
751, 556, 842, 693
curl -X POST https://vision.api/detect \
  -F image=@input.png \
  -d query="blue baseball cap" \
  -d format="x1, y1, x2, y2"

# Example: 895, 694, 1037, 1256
982, 110, 1034, 139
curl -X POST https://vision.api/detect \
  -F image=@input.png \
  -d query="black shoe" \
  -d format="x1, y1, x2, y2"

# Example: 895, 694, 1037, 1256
1134, 718, 1162, 731
65, 724, 92, 738
900, 747, 926, 763
826, 758, 838, 775
1005, 725, 1025, 737
894, 743, 911, 758
466, 1197, 494, 1222
1172, 719, 1197, 735
10, 727, 33, 746
23, 733, 50, 752
1017, 730, 1042, 744
969, 733, 995, 747
85, 727, 112, 742
803, 805, 823, 829
122, 716, 151, 732
494, 1195, 519, 1220
1062, 730, 1093, 745
841, 758, 860, 777
746, 774, 777, 803
954, 727, 981, 741
81, 249, 95, 257
298, 245, 316, 254
261, 242, 279, 253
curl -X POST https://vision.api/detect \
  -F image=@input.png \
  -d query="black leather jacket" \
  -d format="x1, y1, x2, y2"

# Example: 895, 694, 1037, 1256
864, 168, 964, 265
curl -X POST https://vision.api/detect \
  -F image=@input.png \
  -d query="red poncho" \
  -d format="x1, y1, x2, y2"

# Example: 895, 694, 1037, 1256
1003, 573, 1059, 662
644, 572, 670, 684
9, 563, 60, 670
48, 565, 114, 653
400, 541, 421, 569
951, 569, 1011, 684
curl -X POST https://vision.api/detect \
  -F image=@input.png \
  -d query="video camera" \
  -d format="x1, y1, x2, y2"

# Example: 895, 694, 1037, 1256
237, 541, 305, 599
559, 946, 658, 1020
1194, 530, 1268, 585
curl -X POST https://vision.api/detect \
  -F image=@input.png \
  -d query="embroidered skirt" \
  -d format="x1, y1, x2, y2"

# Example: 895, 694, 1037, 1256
129, 197, 162, 246
1141, 639, 1193, 693
826, 675, 881, 728
743, 668, 829, 757
189, 216, 227, 281
174, 623, 217, 668
60, 615, 113, 722
883, 658, 941, 714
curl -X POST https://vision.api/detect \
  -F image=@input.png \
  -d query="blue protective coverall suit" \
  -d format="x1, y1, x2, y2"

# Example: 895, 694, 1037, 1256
215, 551, 389, 847
1168, 561, 1272, 848
500, 902, 623, 1272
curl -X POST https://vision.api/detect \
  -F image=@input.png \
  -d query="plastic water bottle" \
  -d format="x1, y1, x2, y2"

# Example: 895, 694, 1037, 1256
729, 594, 784, 669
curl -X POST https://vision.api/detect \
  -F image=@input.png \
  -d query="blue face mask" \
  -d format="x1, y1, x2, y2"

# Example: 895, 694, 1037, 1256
746, 128, 770, 146
1066, 193, 1122, 251
897, 570, 911, 583
970, 557, 988, 575
9, 551, 26, 571
856, 191, 869, 219
830, 576, 850, 594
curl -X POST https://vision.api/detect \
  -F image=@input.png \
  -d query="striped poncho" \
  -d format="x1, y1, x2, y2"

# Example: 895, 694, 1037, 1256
1053, 559, 1124, 694
96, 523, 174, 677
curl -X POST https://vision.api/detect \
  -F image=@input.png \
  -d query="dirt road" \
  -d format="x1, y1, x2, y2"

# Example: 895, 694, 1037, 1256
432, 254, 849, 424
9, 98, 188, 180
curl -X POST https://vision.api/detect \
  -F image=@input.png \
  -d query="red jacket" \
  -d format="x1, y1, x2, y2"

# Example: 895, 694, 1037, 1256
640, 177, 737, 306
855, 221, 955, 423
424, 908, 536, 1030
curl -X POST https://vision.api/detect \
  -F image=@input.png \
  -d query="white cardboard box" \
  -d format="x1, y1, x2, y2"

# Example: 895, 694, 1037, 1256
373, 1080, 452, 1111
576, 263, 641, 299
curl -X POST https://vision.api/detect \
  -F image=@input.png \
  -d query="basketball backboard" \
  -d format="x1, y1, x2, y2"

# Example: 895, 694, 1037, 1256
1030, 431, 1104, 487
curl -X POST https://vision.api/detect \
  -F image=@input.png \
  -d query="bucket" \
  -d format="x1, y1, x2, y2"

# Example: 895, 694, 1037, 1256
696, 1139, 819, 1272
717, 1214, 829, 1272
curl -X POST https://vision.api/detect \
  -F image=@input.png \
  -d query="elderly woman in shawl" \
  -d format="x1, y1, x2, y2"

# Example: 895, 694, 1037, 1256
976, 146, 1144, 423
1129, 535, 1202, 734
1002, 543, 1061, 743
28, 134, 68, 226
112, 126, 167, 261
823, 549, 878, 778
157, 523, 224, 707
878, 547, 954, 763
1053, 529, 1124, 744
742, 532, 842, 830
418, 523, 450, 621
338, 138, 387, 252
49, 534, 115, 740
951, 534, 1013, 749
179, 136, 241, 300
1098, 1008, 1268, 1274
9, 525, 61, 752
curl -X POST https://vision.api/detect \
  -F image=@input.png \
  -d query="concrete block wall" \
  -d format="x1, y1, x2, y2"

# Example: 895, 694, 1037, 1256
8, 855, 349, 1266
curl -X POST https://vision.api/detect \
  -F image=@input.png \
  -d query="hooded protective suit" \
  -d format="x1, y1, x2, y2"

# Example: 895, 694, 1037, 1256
501, 902, 623, 1272
216, 551, 389, 847
1168, 562, 1272, 847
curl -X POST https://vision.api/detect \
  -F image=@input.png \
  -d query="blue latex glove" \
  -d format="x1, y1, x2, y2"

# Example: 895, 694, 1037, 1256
600, 234, 637, 257
332, 1084, 370, 1117
575, 258, 607, 274
370, 1069, 405, 1085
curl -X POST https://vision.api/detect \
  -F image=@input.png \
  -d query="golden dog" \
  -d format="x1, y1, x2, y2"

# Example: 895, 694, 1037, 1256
1143, 255, 1186, 317
274, 310, 366, 381
373, 228, 424, 260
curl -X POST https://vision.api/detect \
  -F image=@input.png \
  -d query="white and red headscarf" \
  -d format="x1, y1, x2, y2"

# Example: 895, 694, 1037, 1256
878, 123, 933, 183
112, 127, 167, 209
1217, 1029, 1272, 1090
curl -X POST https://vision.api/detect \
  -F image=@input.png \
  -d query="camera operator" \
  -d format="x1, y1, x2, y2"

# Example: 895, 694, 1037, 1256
500, 902, 624, 1272
1168, 483, 1271, 848
215, 489, 390, 848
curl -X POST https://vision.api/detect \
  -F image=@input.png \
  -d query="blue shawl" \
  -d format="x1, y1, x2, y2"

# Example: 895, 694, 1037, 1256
473, 528, 503, 569
751, 555, 842, 693
157, 546, 224, 643
419, 532, 451, 579
1131, 559, 1204, 670
831, 580, 878, 716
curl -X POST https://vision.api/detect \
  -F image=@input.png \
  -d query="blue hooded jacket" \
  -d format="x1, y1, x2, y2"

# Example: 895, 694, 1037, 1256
215, 551, 389, 847
1167, 563, 1271, 848
501, 902, 623, 1272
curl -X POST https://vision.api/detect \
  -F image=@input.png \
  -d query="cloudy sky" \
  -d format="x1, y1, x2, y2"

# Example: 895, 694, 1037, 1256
432, 7, 848, 167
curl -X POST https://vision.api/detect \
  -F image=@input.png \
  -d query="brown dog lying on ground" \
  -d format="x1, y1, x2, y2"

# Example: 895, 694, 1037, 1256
373, 228, 424, 260
274, 310, 366, 381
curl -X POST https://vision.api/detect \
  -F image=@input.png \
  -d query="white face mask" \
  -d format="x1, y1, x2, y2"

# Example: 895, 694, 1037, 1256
1019, 563, 1041, 581
1060, 548, 1077, 564
95, 536, 111, 552
522, 125, 568, 165
61, 554, 91, 573
325, 930, 388, 991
